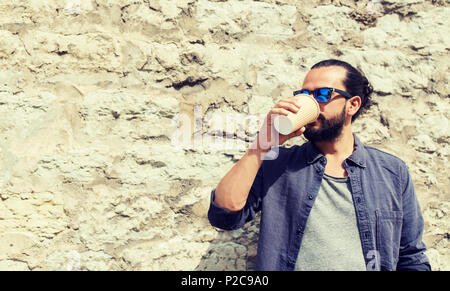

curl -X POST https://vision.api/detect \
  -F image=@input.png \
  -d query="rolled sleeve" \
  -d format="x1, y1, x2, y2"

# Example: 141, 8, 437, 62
207, 164, 264, 231
207, 189, 247, 230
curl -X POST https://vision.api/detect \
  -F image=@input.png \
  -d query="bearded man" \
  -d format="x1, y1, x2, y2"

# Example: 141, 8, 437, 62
207, 59, 431, 271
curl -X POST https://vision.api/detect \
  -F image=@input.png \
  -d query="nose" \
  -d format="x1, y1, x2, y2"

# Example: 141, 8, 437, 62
318, 102, 326, 113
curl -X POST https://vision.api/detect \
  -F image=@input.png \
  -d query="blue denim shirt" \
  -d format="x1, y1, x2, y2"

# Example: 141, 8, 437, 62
208, 134, 431, 271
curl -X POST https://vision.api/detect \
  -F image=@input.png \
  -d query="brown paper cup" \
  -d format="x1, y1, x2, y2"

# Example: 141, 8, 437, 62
273, 94, 320, 135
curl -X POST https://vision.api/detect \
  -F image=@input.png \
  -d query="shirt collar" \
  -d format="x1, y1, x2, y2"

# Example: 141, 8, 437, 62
305, 133, 367, 168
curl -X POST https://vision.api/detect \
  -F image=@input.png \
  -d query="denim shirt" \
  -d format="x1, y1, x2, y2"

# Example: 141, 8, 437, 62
208, 134, 431, 271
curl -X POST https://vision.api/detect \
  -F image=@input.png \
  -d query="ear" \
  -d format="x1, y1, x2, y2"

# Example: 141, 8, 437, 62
347, 95, 361, 118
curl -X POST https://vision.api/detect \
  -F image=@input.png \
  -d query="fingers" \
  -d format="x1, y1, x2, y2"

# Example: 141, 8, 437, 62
269, 107, 291, 117
297, 126, 306, 135
267, 96, 304, 124
294, 126, 306, 135
274, 101, 300, 113
280, 96, 303, 108
286, 126, 306, 139
271, 97, 303, 117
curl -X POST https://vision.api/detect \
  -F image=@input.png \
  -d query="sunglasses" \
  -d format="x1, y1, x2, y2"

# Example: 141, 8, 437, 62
293, 87, 352, 103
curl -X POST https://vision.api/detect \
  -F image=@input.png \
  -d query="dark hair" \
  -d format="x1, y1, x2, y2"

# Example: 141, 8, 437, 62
311, 59, 373, 122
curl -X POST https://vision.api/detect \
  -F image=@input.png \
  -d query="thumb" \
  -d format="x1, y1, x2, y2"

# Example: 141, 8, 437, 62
288, 126, 306, 139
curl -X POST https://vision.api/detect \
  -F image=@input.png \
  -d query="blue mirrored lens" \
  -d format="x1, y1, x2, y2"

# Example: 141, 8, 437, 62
315, 95, 329, 102
318, 88, 331, 97
315, 88, 332, 102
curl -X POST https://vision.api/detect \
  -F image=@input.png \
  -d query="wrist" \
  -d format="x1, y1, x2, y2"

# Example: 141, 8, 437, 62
246, 146, 270, 164
249, 137, 272, 154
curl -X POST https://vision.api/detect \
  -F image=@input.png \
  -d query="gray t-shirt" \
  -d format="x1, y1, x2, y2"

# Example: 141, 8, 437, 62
295, 173, 366, 271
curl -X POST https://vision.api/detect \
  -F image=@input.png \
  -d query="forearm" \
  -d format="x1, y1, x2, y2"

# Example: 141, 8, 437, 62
214, 148, 268, 211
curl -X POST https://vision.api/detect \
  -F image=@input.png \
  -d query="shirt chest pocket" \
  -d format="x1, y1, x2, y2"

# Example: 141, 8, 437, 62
375, 209, 403, 270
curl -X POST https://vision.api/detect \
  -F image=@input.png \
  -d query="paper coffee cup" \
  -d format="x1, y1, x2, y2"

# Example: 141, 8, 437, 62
273, 94, 320, 135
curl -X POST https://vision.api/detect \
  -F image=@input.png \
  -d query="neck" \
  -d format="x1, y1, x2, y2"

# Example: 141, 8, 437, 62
313, 126, 355, 159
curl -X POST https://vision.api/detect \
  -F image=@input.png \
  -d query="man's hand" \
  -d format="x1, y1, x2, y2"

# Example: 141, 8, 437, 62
252, 96, 307, 152
213, 96, 307, 213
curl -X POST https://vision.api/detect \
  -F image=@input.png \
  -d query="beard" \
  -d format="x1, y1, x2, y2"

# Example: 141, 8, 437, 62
303, 105, 347, 143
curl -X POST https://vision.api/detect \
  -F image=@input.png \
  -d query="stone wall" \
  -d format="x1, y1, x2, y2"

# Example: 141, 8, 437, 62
0, 0, 448, 270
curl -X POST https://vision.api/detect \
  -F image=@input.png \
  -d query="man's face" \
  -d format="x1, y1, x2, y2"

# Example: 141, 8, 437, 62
301, 66, 349, 143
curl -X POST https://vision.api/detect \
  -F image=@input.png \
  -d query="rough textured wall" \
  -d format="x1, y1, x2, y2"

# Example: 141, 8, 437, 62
0, 0, 448, 271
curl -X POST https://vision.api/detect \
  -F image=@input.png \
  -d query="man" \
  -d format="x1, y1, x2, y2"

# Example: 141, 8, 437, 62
207, 59, 431, 271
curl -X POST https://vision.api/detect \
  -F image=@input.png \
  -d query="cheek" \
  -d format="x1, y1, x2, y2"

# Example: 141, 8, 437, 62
319, 101, 344, 115
318, 102, 334, 116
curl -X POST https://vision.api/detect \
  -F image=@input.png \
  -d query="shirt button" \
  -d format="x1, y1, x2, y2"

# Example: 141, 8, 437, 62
350, 168, 354, 173
359, 161, 364, 166
308, 195, 313, 200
